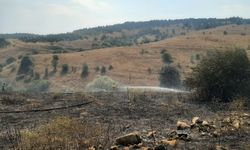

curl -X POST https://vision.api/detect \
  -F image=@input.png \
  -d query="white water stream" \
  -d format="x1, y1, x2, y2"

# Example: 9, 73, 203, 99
120, 86, 190, 93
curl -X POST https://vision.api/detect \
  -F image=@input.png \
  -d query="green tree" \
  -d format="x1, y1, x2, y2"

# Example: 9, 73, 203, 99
44, 67, 49, 79
61, 64, 69, 75
101, 66, 106, 74
159, 65, 180, 88
51, 55, 59, 72
81, 64, 89, 78
186, 49, 250, 102
161, 52, 173, 64
17, 56, 34, 75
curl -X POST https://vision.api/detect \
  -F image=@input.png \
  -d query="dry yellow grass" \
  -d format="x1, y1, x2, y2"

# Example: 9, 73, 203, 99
1, 25, 250, 92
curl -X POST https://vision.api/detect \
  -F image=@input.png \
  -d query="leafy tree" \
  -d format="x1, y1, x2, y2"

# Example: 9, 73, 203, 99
51, 55, 59, 72
223, 31, 228, 35
44, 67, 49, 79
81, 64, 89, 78
159, 65, 180, 88
17, 56, 34, 75
5, 57, 16, 65
61, 64, 69, 75
95, 66, 100, 72
108, 65, 113, 70
101, 66, 106, 74
161, 52, 173, 64
186, 49, 250, 102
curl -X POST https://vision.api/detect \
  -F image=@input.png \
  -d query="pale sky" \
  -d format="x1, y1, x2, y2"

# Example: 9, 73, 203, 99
1, 0, 250, 34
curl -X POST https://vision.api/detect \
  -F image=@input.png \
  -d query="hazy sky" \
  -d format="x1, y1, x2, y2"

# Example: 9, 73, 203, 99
1, 0, 250, 34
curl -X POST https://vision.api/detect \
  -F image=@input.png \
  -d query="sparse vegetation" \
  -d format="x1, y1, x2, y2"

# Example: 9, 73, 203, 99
108, 65, 113, 70
101, 66, 106, 74
5, 57, 16, 65
85, 76, 119, 92
81, 64, 89, 78
44, 67, 49, 79
159, 65, 180, 88
51, 55, 59, 73
0, 38, 9, 48
61, 64, 69, 75
17, 55, 34, 76
161, 52, 173, 64
26, 80, 50, 93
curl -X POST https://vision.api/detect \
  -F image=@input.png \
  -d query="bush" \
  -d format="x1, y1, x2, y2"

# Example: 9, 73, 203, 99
0, 38, 9, 48
26, 80, 50, 93
159, 65, 180, 88
101, 66, 106, 74
186, 49, 250, 102
44, 67, 49, 79
51, 55, 59, 72
95, 66, 100, 72
61, 64, 69, 75
17, 56, 34, 75
161, 52, 173, 64
85, 76, 119, 92
5, 57, 16, 65
223, 31, 228, 35
108, 65, 113, 70
81, 64, 89, 78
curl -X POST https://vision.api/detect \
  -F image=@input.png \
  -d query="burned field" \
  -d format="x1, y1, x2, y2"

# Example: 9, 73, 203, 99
0, 92, 249, 150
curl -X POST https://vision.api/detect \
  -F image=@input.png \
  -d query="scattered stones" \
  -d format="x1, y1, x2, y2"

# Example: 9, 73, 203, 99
115, 132, 142, 146
159, 139, 177, 147
177, 121, 190, 130
147, 131, 156, 138
192, 117, 202, 124
232, 120, 240, 129
110, 145, 119, 150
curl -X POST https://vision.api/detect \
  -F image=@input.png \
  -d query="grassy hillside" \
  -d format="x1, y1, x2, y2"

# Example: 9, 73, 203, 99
1, 24, 250, 92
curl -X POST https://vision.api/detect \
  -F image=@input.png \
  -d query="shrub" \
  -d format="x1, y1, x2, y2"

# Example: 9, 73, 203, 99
26, 80, 50, 93
51, 55, 59, 72
95, 66, 100, 72
85, 76, 119, 92
160, 49, 167, 54
101, 66, 106, 74
5, 57, 16, 65
223, 30, 228, 35
186, 49, 250, 102
159, 65, 180, 88
108, 65, 113, 70
161, 52, 173, 64
34, 72, 40, 80
0, 38, 9, 48
81, 64, 89, 78
17, 56, 34, 75
61, 64, 69, 75
44, 67, 49, 79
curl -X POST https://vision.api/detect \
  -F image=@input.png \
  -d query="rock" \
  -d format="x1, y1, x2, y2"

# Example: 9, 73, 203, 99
160, 139, 177, 147
177, 121, 190, 130
216, 145, 228, 150
110, 145, 119, 150
232, 120, 240, 129
115, 132, 142, 146
192, 117, 202, 124
223, 117, 231, 123
123, 147, 129, 150
141, 147, 152, 150
147, 131, 156, 138
87, 146, 96, 150
202, 121, 209, 126
154, 145, 167, 150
